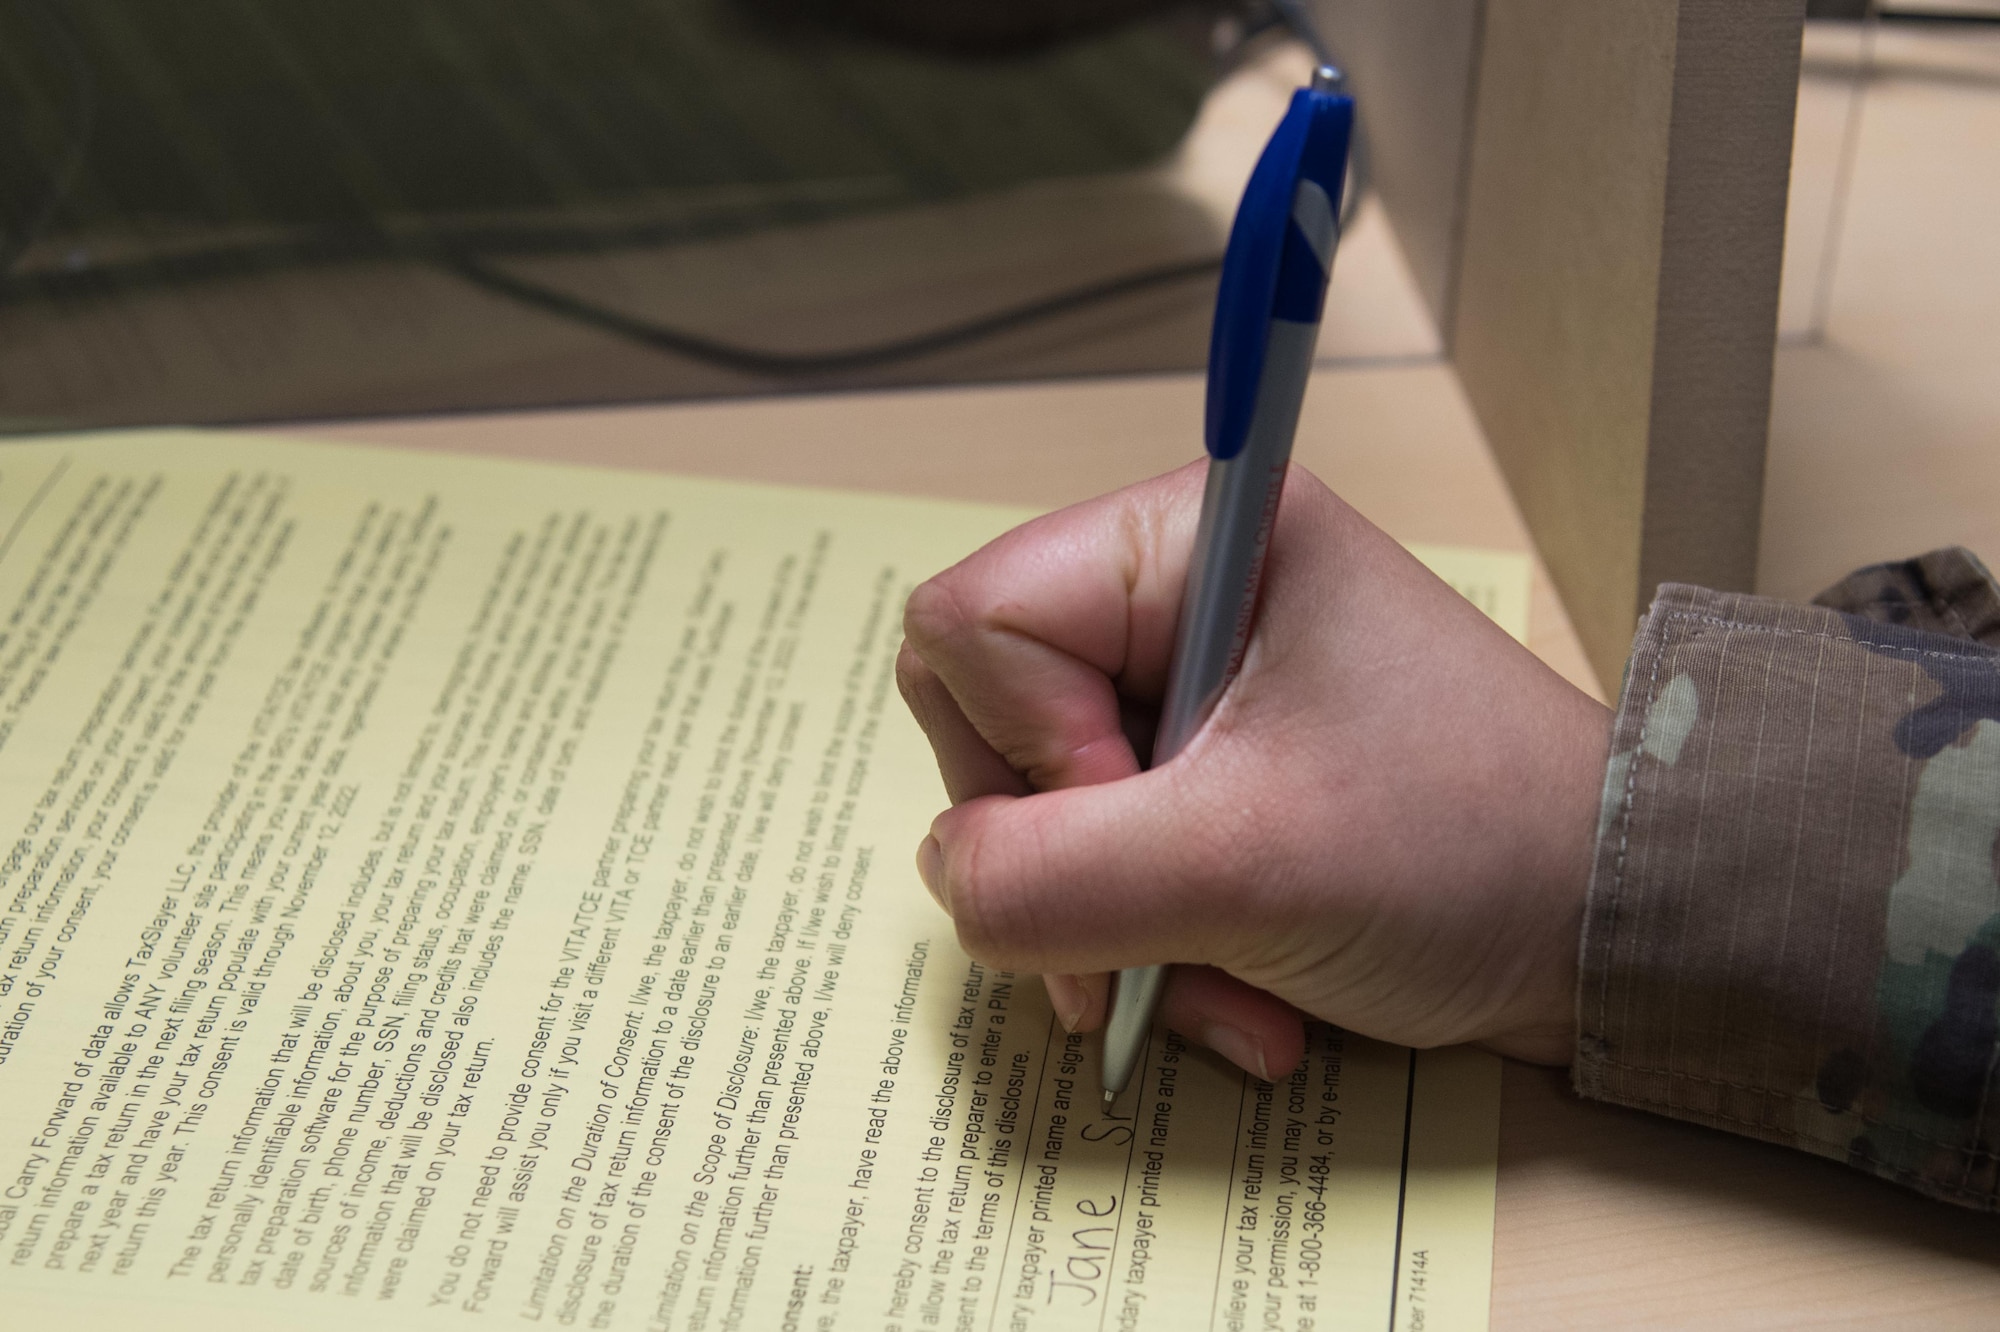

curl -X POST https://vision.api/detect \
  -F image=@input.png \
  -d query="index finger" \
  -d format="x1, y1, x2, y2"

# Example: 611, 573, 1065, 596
901, 462, 1204, 793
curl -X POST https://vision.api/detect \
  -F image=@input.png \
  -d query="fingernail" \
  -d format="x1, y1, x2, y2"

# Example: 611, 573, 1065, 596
916, 835, 946, 909
1045, 975, 1087, 1033
1204, 1024, 1270, 1082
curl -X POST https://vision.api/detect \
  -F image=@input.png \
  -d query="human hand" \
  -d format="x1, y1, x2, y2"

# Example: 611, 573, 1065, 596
896, 462, 1611, 1079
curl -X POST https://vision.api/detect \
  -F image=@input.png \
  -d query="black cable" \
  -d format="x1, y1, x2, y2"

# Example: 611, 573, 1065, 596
1267, 0, 1338, 71
1876, 7, 2000, 23
3, 2, 1371, 382
7, 139, 1359, 381
432, 17, 1374, 379
0, 185, 925, 303
441, 251, 1228, 377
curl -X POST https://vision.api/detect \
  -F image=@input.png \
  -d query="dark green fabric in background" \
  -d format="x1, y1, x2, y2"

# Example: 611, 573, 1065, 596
0, 0, 1214, 291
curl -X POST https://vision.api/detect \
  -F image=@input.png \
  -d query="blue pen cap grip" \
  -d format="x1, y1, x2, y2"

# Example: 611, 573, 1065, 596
1204, 86, 1354, 461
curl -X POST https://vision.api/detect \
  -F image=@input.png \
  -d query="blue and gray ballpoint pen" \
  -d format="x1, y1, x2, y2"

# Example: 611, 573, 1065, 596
1100, 65, 1355, 1105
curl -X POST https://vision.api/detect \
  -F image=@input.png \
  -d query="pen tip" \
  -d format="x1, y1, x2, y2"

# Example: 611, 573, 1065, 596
1103, 1090, 1117, 1108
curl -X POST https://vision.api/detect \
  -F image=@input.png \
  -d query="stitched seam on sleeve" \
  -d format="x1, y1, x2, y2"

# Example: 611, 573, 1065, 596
1593, 601, 2000, 1206
1605, 1079, 2000, 1170
1660, 611, 2000, 662
1592, 620, 1669, 1057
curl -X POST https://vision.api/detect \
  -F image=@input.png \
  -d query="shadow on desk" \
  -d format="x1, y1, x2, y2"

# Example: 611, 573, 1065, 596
1494, 1062, 2000, 1328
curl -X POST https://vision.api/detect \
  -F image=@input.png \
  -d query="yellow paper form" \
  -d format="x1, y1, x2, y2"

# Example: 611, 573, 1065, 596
0, 432, 1507, 1332
1403, 545, 1532, 644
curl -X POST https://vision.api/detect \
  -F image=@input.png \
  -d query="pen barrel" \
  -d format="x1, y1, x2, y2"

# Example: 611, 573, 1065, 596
1105, 112, 1343, 1099
1152, 315, 1320, 766
1100, 964, 1166, 1099
1104, 318, 1317, 1100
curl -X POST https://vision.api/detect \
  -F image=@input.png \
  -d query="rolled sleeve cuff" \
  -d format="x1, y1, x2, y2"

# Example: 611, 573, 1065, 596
1576, 577, 2000, 1209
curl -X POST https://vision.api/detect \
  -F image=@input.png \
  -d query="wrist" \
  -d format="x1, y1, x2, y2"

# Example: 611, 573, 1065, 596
1484, 692, 1612, 1066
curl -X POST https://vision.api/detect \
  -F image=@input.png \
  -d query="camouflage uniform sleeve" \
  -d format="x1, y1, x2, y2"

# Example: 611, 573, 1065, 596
1575, 547, 2000, 1209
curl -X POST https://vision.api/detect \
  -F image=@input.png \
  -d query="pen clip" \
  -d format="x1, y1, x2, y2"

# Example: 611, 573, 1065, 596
1204, 78, 1355, 462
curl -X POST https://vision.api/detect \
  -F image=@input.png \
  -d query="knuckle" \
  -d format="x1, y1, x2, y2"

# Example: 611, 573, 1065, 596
901, 573, 975, 655
894, 640, 934, 706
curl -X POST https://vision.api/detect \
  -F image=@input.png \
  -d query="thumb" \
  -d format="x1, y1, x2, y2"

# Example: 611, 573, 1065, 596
916, 771, 1307, 1083
918, 763, 1255, 977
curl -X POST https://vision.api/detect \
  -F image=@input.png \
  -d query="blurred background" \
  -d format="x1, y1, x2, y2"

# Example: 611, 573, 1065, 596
1, 0, 1995, 580
0, 0, 1284, 428
1764, 2, 2000, 600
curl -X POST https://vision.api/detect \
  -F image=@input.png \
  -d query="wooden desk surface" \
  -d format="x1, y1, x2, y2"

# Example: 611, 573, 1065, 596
280, 359, 2000, 1327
